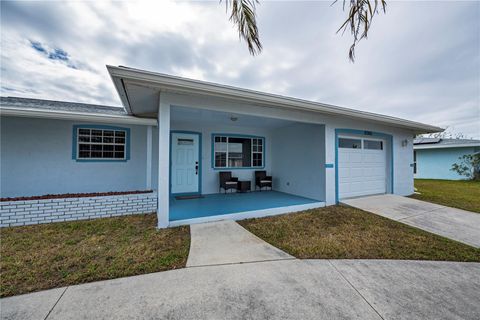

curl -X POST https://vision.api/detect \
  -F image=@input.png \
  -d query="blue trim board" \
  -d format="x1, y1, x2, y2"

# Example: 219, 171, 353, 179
210, 133, 266, 170
325, 163, 334, 168
72, 124, 131, 162
334, 129, 394, 204
170, 131, 202, 196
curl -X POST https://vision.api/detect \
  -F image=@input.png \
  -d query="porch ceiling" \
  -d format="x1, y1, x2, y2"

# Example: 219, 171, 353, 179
171, 106, 294, 128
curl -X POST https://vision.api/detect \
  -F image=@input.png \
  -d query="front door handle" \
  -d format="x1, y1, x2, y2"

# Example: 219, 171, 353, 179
195, 165, 199, 175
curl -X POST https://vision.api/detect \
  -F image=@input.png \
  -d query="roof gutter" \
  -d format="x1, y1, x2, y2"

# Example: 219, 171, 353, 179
107, 65, 444, 133
414, 143, 480, 150
0, 106, 157, 126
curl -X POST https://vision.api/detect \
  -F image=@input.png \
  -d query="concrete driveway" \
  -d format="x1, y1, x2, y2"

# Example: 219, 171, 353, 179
342, 194, 480, 248
2, 259, 479, 320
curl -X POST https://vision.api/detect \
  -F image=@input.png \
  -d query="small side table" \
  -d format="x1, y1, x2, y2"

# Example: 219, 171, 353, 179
237, 180, 251, 193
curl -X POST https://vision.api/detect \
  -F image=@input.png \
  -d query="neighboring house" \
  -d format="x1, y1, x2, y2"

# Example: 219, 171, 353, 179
0, 66, 442, 228
414, 138, 480, 180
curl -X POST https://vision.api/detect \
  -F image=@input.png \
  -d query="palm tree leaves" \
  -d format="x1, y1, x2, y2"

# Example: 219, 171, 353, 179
222, 0, 387, 61
336, 0, 387, 61
223, 0, 262, 55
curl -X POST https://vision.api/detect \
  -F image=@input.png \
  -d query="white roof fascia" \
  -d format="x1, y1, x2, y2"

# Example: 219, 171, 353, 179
107, 65, 444, 133
414, 143, 480, 150
0, 106, 157, 126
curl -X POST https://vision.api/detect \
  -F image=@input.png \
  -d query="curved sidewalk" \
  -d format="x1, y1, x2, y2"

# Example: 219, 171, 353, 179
2, 259, 479, 320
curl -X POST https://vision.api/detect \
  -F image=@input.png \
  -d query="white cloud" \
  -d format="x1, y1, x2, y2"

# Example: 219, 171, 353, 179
1, 0, 479, 137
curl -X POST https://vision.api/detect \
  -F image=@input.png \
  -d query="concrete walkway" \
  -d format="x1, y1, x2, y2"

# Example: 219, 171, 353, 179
2, 259, 479, 320
342, 194, 480, 248
186, 220, 293, 267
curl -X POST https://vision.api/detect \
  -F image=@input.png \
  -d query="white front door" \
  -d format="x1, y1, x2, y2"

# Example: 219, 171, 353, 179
171, 132, 200, 194
338, 136, 387, 199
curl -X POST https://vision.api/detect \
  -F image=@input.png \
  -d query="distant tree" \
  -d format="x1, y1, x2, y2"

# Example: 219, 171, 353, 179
451, 153, 480, 180
222, 0, 387, 61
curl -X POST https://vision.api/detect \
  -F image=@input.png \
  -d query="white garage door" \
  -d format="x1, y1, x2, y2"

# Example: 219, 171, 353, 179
338, 136, 387, 199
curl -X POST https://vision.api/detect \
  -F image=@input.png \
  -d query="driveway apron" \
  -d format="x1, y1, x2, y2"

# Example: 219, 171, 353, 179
342, 194, 480, 247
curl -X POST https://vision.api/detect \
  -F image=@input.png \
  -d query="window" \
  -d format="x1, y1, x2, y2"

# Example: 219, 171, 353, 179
339, 138, 361, 149
364, 140, 383, 150
413, 150, 417, 174
213, 135, 264, 168
178, 138, 194, 145
75, 127, 128, 160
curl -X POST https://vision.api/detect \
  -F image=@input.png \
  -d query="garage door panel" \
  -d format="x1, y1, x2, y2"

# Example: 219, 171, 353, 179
350, 168, 364, 178
338, 168, 350, 178
338, 136, 387, 200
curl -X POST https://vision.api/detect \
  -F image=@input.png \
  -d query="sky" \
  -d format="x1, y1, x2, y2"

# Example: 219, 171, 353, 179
1, 0, 479, 138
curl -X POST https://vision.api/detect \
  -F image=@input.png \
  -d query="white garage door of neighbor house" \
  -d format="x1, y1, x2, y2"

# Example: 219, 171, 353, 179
338, 136, 387, 199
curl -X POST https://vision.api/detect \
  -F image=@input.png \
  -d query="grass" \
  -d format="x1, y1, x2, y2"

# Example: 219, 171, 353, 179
0, 214, 190, 297
239, 206, 480, 261
411, 179, 480, 213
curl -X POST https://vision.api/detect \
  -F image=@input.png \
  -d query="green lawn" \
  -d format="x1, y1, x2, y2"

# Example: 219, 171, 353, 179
0, 214, 190, 297
411, 179, 480, 213
239, 206, 480, 261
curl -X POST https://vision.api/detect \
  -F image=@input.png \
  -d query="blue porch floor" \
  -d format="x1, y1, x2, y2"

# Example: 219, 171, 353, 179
169, 191, 320, 221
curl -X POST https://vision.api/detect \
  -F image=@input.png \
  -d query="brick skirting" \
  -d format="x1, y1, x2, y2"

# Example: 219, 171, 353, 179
0, 192, 157, 227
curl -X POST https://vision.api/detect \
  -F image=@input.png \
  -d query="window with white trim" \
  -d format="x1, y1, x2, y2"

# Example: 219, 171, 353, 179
213, 135, 264, 168
76, 128, 127, 160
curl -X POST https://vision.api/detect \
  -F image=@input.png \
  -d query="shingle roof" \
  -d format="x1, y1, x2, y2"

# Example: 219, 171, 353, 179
0, 96, 127, 116
414, 138, 480, 149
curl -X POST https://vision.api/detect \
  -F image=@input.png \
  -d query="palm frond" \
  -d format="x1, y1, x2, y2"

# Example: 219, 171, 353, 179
223, 0, 262, 55
335, 0, 387, 62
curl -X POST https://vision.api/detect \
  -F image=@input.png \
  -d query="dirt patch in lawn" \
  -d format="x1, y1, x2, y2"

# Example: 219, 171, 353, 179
411, 179, 480, 213
239, 206, 480, 261
0, 214, 190, 297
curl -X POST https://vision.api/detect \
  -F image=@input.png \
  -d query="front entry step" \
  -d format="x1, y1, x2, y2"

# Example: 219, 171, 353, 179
186, 220, 294, 267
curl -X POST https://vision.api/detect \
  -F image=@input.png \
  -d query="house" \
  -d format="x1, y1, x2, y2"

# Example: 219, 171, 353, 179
414, 138, 480, 180
0, 66, 442, 228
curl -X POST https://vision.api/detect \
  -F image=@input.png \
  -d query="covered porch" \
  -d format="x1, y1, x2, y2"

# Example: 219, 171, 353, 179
167, 104, 327, 225
107, 66, 333, 227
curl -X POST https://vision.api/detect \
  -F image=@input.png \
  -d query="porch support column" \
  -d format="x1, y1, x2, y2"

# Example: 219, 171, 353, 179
157, 93, 170, 228
146, 125, 152, 190
325, 125, 336, 205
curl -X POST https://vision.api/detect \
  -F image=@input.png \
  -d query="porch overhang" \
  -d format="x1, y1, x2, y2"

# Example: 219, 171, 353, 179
107, 65, 443, 134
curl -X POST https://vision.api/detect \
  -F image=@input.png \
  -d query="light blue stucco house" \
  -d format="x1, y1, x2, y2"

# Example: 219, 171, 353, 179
0, 66, 443, 228
414, 138, 480, 180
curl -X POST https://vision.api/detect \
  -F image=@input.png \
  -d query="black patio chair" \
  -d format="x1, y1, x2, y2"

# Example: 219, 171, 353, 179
219, 171, 239, 193
255, 171, 272, 191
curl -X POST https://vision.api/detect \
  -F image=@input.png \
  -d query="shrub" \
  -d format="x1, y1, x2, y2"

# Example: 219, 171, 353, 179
451, 153, 480, 180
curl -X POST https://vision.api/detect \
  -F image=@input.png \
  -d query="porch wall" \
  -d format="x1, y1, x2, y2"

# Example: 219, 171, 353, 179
170, 121, 273, 194
271, 123, 326, 201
